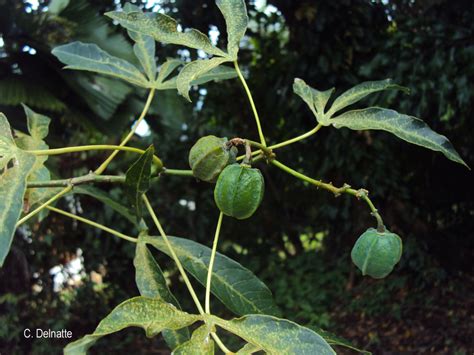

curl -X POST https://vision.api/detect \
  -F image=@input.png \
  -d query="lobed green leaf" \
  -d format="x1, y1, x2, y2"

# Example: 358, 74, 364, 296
293, 78, 334, 125
105, 11, 227, 57
123, 3, 157, 81
143, 235, 280, 316
216, 0, 249, 59
52, 42, 148, 87
330, 107, 468, 167
176, 58, 230, 101
64, 297, 201, 354
210, 314, 335, 355
326, 79, 409, 117
173, 324, 214, 354
134, 240, 190, 349
0, 114, 36, 266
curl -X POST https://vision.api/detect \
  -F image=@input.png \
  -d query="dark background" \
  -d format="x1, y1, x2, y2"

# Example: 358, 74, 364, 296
0, 0, 473, 353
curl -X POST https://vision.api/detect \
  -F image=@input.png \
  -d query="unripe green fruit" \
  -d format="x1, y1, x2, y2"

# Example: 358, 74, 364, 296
214, 164, 264, 220
188, 135, 236, 182
351, 228, 402, 279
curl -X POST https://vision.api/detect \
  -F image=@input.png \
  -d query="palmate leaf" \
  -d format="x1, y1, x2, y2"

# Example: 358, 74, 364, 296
216, 0, 249, 59
293, 78, 334, 125
125, 145, 155, 220
134, 240, 190, 349
0, 114, 36, 266
173, 324, 214, 355
330, 107, 468, 167
326, 79, 409, 117
64, 297, 201, 355
105, 11, 227, 58
52, 42, 149, 88
143, 236, 280, 316
123, 3, 157, 81
177, 57, 231, 101
210, 314, 335, 355
156, 58, 183, 85
154, 63, 237, 92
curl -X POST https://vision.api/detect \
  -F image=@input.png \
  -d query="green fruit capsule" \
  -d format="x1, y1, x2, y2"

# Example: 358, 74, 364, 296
351, 228, 403, 279
214, 164, 265, 220
188, 135, 236, 182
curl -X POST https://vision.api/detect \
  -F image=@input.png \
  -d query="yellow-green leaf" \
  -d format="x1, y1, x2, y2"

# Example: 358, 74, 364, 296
326, 79, 409, 117
330, 107, 468, 168
123, 3, 157, 81
293, 78, 334, 125
176, 58, 230, 101
134, 241, 190, 349
0, 113, 36, 266
173, 324, 214, 354
216, 0, 249, 59
210, 314, 335, 355
105, 11, 227, 57
64, 297, 201, 355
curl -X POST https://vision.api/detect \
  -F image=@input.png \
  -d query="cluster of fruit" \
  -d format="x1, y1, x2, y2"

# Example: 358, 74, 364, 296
188, 135, 402, 279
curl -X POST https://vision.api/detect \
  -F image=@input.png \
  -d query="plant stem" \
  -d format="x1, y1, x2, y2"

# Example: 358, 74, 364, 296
16, 89, 157, 226
27, 145, 163, 169
237, 124, 323, 161
95, 89, 156, 174
142, 196, 233, 354
16, 186, 72, 227
234, 61, 267, 147
28, 174, 125, 188
270, 124, 323, 150
162, 168, 194, 177
27, 169, 195, 188
142, 195, 205, 314
47, 206, 137, 243
205, 212, 224, 314
271, 159, 385, 228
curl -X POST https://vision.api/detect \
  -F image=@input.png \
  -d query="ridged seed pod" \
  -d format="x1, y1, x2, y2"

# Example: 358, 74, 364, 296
214, 164, 264, 219
351, 228, 403, 279
188, 135, 236, 182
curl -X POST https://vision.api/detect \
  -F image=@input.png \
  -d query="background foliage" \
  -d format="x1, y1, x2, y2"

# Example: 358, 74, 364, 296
0, 0, 472, 353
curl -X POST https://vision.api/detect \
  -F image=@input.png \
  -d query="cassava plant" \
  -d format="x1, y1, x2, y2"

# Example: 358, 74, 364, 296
0, 1, 468, 354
